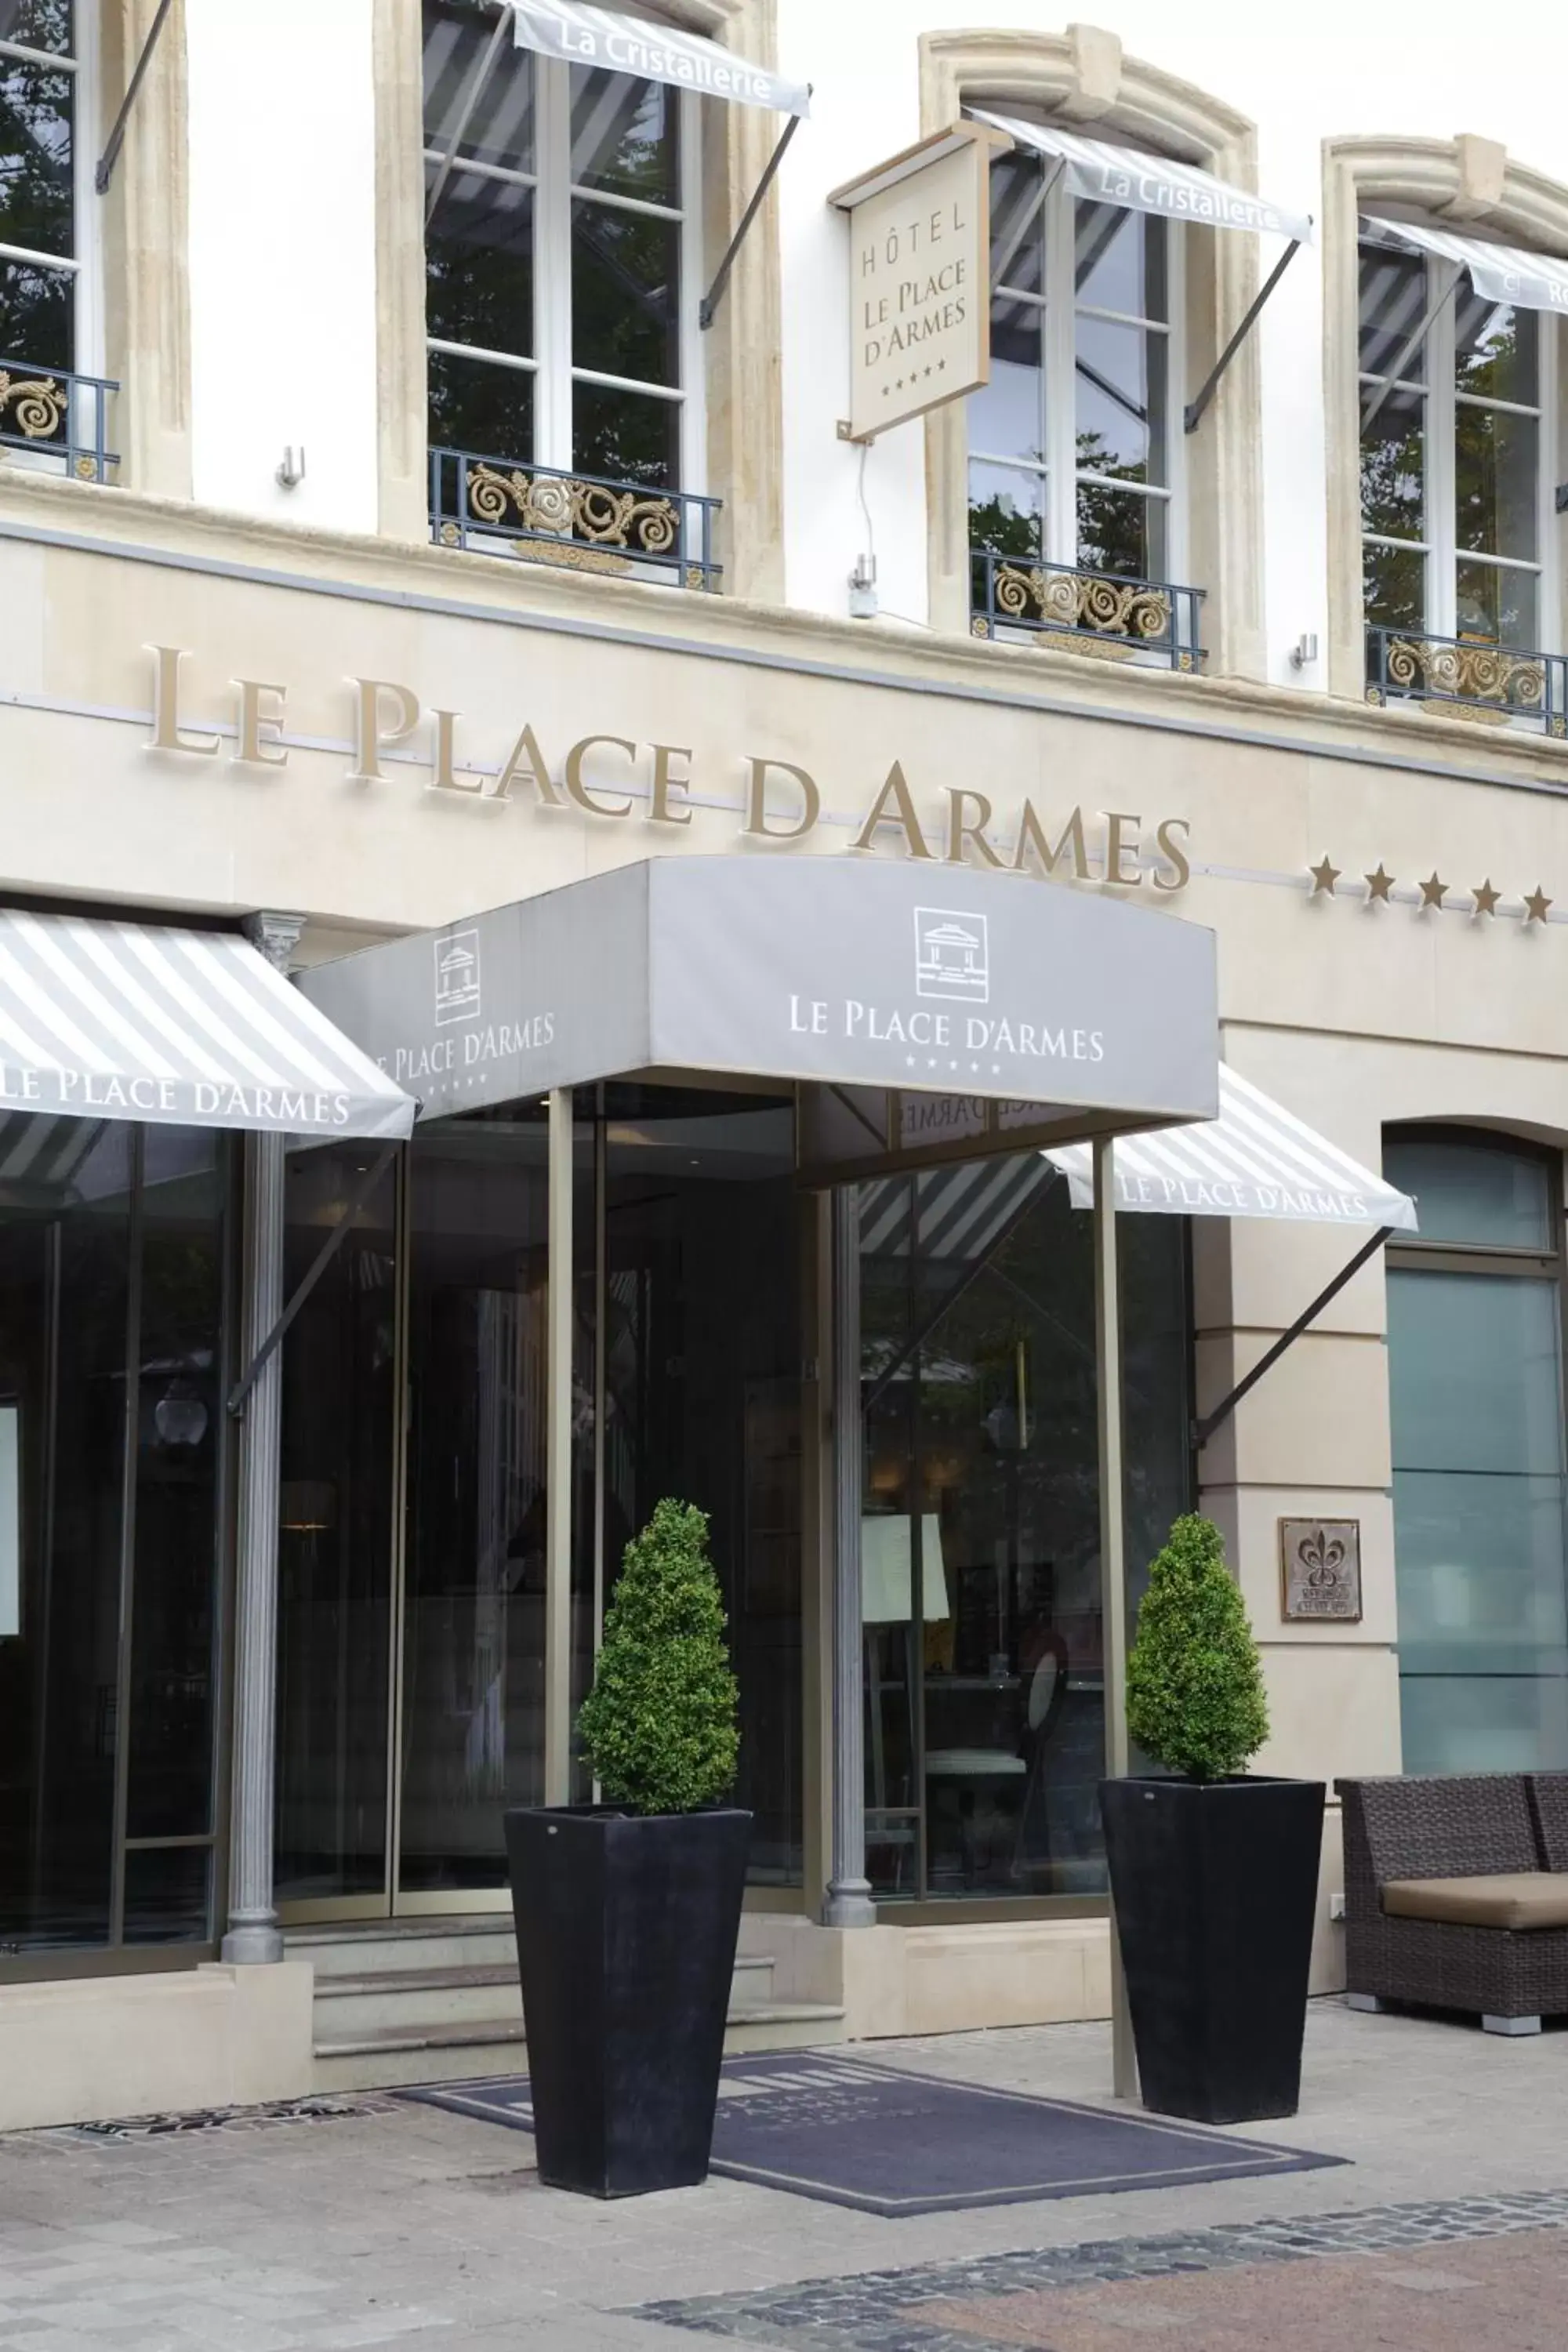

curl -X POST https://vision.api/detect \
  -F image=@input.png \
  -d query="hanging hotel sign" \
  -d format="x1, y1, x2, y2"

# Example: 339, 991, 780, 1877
830, 122, 1008, 442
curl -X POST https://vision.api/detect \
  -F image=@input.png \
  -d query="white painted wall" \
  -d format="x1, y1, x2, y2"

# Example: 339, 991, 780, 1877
173, 0, 1568, 641
772, 0, 1568, 659
184, 0, 380, 532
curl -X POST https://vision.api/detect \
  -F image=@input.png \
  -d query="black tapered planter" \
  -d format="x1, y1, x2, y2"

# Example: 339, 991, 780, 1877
1100, 1776, 1325, 2125
503, 1803, 751, 2198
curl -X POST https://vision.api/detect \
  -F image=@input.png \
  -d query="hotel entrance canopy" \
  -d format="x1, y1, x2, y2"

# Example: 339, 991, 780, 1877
298, 856, 1221, 1156
0, 908, 414, 1143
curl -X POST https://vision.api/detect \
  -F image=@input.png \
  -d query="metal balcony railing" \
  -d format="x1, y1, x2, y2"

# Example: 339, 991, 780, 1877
0, 356, 118, 484
1365, 625, 1568, 737
430, 446, 721, 590
971, 550, 1206, 673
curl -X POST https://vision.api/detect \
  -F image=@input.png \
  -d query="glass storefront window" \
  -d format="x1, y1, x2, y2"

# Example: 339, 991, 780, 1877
860, 1159, 1190, 1901
1388, 1128, 1568, 1771
0, 1117, 229, 1952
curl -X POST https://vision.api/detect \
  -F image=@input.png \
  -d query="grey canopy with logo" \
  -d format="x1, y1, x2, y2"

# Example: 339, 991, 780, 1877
298, 855, 1220, 1149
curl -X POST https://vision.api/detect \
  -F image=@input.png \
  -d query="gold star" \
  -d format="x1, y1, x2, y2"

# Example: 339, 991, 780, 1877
1418, 871, 1447, 909
1364, 864, 1395, 902
1308, 855, 1340, 896
1472, 879, 1501, 916
1525, 884, 1553, 924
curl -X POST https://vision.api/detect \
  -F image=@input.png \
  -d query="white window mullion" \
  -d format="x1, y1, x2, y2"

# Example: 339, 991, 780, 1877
71, 2, 101, 379
1163, 225, 1187, 587
534, 57, 572, 472
677, 85, 704, 496
1427, 260, 1458, 639
1539, 318, 1559, 659
1044, 176, 1076, 567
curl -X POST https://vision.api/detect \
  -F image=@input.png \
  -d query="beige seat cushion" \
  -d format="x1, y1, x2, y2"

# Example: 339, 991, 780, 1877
1382, 1872, 1568, 1930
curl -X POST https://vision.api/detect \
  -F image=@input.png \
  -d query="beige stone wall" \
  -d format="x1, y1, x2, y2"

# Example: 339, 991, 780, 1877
5, 473, 1568, 2016
0, 1965, 314, 2132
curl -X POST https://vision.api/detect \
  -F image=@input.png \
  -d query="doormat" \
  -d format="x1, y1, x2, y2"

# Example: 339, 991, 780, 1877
403, 2053, 1345, 2216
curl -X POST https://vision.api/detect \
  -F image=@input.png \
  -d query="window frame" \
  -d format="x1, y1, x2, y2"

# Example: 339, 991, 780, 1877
967, 153, 1189, 590
1385, 1124, 1568, 1772
421, 4, 707, 495
1359, 232, 1559, 657
0, 5, 101, 377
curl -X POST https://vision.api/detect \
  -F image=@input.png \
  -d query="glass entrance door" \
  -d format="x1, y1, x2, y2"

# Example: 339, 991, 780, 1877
277, 1084, 804, 1918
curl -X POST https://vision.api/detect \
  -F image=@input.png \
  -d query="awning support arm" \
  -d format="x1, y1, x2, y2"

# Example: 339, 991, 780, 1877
1192, 1225, 1392, 1454
424, 3, 514, 229
94, 0, 176, 193
227, 1142, 399, 1421
699, 106, 806, 329
1360, 265, 1461, 434
1184, 238, 1301, 434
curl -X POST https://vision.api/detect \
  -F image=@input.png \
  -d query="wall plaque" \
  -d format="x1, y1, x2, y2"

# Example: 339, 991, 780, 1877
1279, 1519, 1362, 1622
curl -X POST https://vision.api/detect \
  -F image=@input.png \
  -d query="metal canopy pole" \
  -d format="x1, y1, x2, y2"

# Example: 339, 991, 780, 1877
1093, 1136, 1138, 2100
222, 911, 304, 1966
543, 1087, 574, 1806
1183, 238, 1302, 435
823, 1185, 875, 1926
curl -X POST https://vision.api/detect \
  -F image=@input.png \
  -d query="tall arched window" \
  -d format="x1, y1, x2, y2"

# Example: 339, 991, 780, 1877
1360, 228, 1558, 702
968, 141, 1183, 604
0, 1, 110, 479
421, 0, 713, 584
1385, 1128, 1568, 1771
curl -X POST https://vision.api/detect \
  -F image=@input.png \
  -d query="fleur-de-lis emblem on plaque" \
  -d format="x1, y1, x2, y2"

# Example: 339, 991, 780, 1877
1298, 1526, 1346, 1589
1279, 1518, 1361, 1622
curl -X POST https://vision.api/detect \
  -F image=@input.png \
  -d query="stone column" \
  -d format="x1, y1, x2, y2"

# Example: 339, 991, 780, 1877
221, 910, 304, 1965
823, 1186, 875, 1927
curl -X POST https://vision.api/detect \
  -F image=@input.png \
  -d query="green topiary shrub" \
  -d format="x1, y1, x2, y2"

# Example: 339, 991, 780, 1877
576, 1497, 740, 1816
1126, 1513, 1269, 1781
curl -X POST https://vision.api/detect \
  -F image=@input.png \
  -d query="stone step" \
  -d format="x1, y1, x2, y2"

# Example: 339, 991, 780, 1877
292, 1922, 779, 2007
288, 1917, 518, 1980
311, 2001, 848, 2094
301, 1943, 776, 2042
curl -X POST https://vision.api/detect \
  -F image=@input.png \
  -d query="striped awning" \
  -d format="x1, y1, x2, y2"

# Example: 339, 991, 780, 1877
511, 1, 808, 116
1044, 1067, 1417, 1230
1363, 213, 1568, 318
0, 910, 415, 1143
972, 111, 1312, 245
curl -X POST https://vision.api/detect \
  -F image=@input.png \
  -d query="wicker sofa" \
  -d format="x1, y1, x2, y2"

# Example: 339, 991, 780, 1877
1338, 1772, 1568, 2036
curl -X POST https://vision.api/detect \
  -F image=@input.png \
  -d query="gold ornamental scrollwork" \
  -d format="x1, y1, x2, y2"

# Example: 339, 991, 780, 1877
466, 463, 681, 561
0, 369, 66, 441
993, 563, 1173, 647
1385, 633, 1547, 715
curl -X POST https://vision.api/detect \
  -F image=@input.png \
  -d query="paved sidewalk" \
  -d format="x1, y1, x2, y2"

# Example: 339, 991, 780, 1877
0, 1998, 1561, 2349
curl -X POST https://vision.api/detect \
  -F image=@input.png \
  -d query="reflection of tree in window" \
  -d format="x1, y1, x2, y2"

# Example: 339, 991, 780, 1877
0, 11, 74, 369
